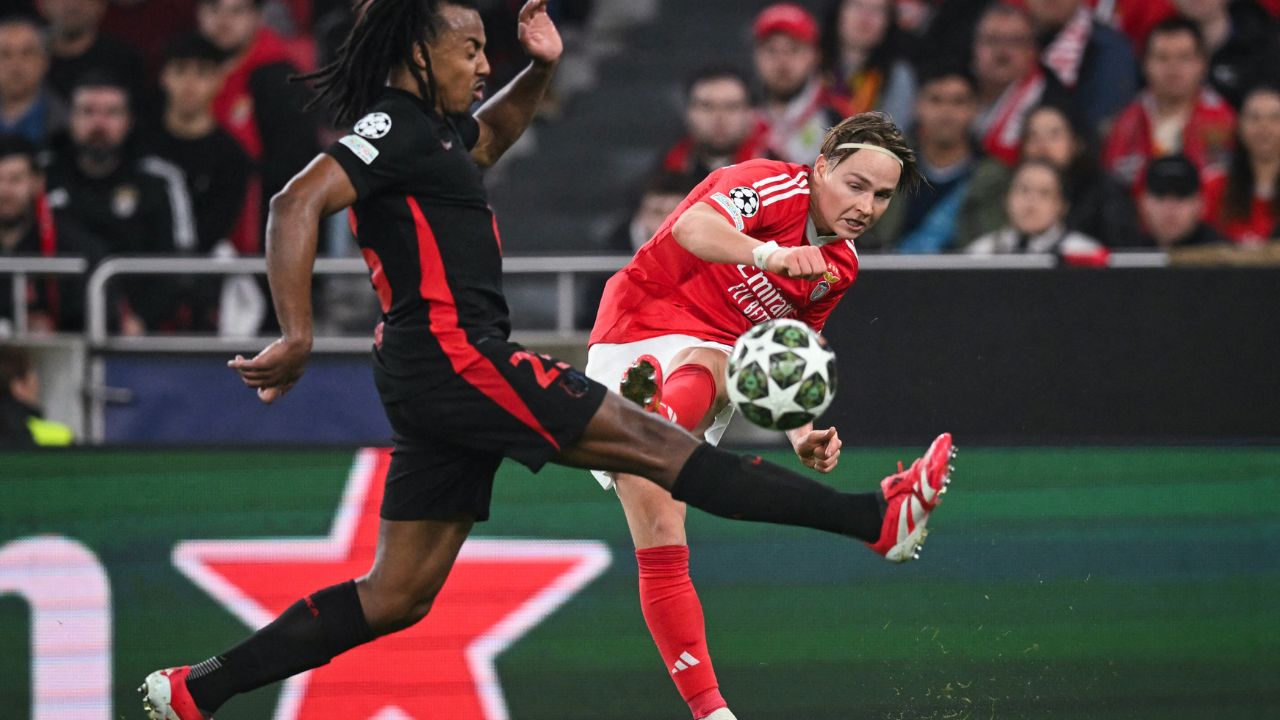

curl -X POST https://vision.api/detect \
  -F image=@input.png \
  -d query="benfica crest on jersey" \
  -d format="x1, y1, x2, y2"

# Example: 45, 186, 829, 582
809, 280, 830, 301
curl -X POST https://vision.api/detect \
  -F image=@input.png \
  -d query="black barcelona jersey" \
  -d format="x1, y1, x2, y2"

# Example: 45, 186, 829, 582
325, 88, 509, 401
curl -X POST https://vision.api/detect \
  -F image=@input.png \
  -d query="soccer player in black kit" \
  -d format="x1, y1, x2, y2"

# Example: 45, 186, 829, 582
141, 2, 956, 718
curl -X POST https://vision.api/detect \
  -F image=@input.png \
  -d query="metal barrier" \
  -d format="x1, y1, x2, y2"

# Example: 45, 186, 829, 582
83, 255, 640, 351
81, 252, 1170, 351
0, 256, 88, 336
5, 250, 1171, 444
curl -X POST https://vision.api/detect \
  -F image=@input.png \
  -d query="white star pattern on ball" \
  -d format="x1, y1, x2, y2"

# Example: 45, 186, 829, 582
726, 318, 837, 430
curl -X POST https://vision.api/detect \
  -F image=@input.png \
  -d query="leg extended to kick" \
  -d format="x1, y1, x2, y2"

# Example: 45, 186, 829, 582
556, 390, 955, 559
556, 392, 883, 536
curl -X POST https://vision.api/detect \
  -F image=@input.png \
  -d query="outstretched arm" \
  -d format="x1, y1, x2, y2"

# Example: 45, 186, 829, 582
671, 203, 830, 280
229, 155, 357, 403
471, 0, 562, 168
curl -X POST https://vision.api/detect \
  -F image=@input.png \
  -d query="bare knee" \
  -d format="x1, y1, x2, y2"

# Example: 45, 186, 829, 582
637, 503, 687, 547
357, 575, 442, 634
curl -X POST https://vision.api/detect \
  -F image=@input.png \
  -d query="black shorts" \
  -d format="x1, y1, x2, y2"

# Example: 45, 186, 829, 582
379, 338, 608, 522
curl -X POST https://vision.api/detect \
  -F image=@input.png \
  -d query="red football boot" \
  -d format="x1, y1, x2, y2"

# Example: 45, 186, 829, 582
140, 666, 209, 720
619, 354, 676, 420
868, 433, 956, 562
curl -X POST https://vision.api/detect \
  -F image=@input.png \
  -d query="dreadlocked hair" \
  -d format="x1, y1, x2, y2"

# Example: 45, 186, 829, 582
297, 0, 475, 127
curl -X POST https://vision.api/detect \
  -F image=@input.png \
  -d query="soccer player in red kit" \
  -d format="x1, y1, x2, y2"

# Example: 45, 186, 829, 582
586, 113, 944, 720
138, 2, 956, 716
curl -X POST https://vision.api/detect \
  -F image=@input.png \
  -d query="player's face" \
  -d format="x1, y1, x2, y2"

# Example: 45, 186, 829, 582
810, 148, 901, 238
1021, 108, 1076, 168
197, 0, 261, 54
70, 86, 131, 155
1140, 192, 1202, 247
424, 5, 490, 115
754, 34, 819, 102
0, 156, 40, 226
1240, 89, 1280, 162
972, 13, 1036, 89
1006, 164, 1065, 235
1144, 32, 1205, 103
0, 23, 48, 102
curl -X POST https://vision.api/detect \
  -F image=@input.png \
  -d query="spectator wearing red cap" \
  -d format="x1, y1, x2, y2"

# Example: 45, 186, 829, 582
662, 65, 768, 178
752, 3, 844, 164
819, 0, 916, 128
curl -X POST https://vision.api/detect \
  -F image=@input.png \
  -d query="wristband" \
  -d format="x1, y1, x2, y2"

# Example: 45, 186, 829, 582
751, 240, 781, 270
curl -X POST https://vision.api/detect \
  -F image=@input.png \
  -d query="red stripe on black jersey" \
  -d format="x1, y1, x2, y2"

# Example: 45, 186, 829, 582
490, 208, 502, 255
361, 248, 392, 313
407, 196, 560, 449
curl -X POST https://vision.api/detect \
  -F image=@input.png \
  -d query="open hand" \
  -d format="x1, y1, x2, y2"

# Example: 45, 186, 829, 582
228, 336, 311, 404
794, 427, 842, 473
517, 0, 563, 66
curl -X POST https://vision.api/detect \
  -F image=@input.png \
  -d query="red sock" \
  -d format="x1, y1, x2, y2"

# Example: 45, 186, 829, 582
660, 364, 717, 433
636, 545, 726, 719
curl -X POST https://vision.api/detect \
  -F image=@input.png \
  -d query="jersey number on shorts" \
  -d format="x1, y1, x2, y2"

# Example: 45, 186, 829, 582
510, 351, 572, 389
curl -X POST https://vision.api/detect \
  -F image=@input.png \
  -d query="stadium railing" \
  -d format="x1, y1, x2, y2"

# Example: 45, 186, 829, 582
0, 256, 89, 336
81, 251, 1169, 350
4, 251, 1169, 443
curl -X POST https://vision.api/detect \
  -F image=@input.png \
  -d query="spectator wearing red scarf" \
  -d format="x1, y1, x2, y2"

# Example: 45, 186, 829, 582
662, 66, 768, 178
198, 0, 319, 252
1028, 0, 1140, 130
753, 4, 844, 164
1103, 16, 1235, 194
971, 3, 1071, 166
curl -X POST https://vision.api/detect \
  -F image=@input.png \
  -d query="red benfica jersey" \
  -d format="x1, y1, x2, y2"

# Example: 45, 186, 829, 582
590, 159, 860, 347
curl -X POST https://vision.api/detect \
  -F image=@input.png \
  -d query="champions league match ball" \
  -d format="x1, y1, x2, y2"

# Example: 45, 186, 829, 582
726, 318, 837, 431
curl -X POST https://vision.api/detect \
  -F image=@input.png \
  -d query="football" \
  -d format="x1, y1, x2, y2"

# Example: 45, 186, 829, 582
726, 318, 837, 430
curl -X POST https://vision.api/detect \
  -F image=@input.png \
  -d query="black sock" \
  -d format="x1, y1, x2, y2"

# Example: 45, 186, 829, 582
670, 444, 884, 542
186, 580, 375, 714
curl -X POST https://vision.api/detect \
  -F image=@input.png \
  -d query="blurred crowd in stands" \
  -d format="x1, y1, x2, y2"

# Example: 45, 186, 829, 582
0, 0, 592, 337
640, 0, 1279, 261
2, 0, 1279, 340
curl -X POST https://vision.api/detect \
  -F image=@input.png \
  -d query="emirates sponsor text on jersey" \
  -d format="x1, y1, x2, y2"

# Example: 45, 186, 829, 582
727, 264, 796, 323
